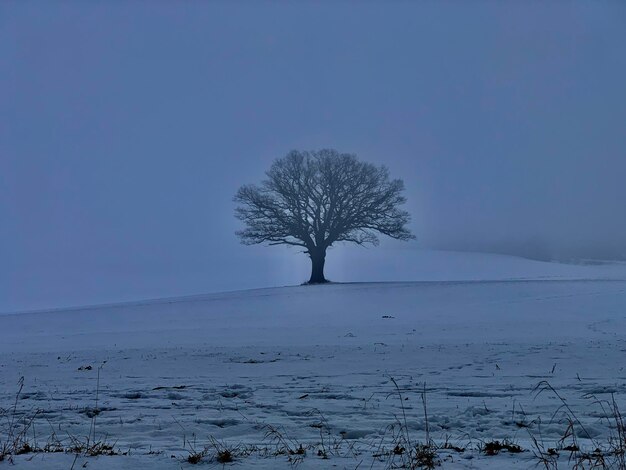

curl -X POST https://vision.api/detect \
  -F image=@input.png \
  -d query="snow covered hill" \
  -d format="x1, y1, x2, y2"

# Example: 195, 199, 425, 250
2, 252, 626, 469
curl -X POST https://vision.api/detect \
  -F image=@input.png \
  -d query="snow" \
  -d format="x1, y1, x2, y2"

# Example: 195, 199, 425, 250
2, 251, 626, 468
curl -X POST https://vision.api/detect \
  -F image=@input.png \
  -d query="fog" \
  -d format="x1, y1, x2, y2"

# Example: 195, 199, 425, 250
2, 2, 625, 312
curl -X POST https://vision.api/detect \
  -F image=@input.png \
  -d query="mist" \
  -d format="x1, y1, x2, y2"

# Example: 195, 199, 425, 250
2, 1, 625, 312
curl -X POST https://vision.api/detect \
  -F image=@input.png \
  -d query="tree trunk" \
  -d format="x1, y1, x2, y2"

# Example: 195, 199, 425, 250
308, 249, 327, 284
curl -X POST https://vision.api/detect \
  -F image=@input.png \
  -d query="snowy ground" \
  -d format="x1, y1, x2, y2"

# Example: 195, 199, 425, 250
2, 253, 626, 469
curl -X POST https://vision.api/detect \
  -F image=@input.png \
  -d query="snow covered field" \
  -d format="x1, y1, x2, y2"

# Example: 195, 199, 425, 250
2, 252, 626, 469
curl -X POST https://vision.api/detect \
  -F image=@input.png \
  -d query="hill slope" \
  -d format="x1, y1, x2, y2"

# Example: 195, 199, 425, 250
2, 253, 626, 468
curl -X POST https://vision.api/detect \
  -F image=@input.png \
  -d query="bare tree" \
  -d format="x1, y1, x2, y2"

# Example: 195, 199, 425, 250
234, 149, 414, 284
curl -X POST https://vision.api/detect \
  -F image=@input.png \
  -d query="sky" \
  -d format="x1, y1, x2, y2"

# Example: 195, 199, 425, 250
2, 1, 626, 312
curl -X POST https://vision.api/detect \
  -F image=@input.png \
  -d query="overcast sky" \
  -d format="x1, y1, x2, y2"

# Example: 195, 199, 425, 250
2, 1, 625, 312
